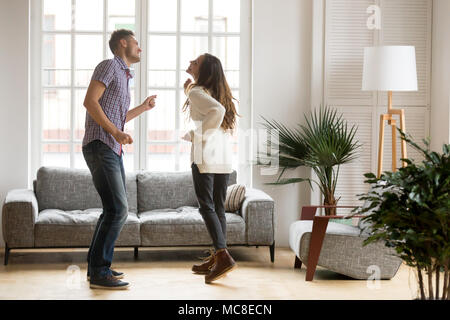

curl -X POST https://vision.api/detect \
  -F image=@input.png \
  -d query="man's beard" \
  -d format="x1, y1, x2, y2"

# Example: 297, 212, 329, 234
126, 47, 140, 63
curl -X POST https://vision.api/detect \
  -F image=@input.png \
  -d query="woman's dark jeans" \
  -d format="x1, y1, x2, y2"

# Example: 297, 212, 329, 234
82, 140, 128, 280
191, 162, 230, 250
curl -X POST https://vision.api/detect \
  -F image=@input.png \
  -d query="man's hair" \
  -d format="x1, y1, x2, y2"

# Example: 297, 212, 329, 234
109, 29, 135, 54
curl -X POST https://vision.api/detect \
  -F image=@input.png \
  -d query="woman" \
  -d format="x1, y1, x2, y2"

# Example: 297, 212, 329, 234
182, 53, 240, 284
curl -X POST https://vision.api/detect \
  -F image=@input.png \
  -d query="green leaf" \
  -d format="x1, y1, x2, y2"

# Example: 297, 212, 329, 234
257, 106, 361, 203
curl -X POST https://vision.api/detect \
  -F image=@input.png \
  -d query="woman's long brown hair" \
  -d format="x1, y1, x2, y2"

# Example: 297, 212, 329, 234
183, 53, 240, 131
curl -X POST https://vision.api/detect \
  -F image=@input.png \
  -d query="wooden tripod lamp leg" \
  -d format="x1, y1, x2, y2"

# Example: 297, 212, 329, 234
399, 109, 407, 167
377, 115, 386, 178
391, 119, 397, 172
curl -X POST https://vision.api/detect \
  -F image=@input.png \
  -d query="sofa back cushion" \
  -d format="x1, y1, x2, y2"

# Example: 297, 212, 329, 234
137, 170, 236, 212
35, 167, 138, 213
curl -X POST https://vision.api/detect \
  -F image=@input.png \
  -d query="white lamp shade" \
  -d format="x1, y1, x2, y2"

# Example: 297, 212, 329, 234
362, 46, 418, 91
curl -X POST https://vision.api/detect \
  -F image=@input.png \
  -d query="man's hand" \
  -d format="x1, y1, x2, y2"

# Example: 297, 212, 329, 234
141, 95, 157, 111
125, 95, 157, 123
113, 130, 133, 145
184, 78, 192, 91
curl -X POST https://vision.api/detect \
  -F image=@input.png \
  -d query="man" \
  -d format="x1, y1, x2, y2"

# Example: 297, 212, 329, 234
82, 29, 157, 290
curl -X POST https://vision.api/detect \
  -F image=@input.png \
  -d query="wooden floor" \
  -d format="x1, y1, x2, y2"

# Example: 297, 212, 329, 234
0, 246, 415, 300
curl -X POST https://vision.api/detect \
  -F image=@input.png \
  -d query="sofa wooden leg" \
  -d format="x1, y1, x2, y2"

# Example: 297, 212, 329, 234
134, 247, 139, 259
269, 242, 275, 263
4, 243, 10, 266
294, 256, 302, 269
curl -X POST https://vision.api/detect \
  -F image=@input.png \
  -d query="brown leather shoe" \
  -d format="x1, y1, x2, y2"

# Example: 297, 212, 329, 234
205, 248, 236, 284
192, 250, 216, 274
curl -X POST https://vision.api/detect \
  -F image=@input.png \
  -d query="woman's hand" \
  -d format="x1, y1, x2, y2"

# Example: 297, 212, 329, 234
181, 131, 192, 142
184, 78, 192, 91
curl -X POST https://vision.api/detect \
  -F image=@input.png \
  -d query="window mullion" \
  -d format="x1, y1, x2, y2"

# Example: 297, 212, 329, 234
70, 0, 76, 168
33, 0, 44, 180
174, 0, 182, 171
140, 0, 148, 171
103, 0, 107, 59
208, 0, 213, 52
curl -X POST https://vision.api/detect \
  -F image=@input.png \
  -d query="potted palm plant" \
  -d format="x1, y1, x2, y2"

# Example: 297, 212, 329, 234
258, 107, 360, 215
356, 131, 449, 300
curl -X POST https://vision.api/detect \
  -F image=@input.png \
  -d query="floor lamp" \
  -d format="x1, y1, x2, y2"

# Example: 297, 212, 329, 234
362, 46, 418, 177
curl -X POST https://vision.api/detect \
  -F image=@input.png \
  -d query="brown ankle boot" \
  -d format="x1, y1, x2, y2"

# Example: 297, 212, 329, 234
205, 249, 236, 284
192, 250, 216, 274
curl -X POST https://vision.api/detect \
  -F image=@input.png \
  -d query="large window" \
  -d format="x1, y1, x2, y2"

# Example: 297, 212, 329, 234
32, 0, 249, 175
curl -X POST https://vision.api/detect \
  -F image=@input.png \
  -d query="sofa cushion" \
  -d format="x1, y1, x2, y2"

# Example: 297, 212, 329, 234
136, 170, 237, 212
138, 206, 245, 246
35, 166, 138, 213
137, 172, 198, 211
289, 220, 361, 258
34, 208, 140, 247
298, 232, 401, 280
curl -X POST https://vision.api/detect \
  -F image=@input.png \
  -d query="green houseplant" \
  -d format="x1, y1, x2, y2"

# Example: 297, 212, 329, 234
258, 107, 360, 215
356, 131, 449, 300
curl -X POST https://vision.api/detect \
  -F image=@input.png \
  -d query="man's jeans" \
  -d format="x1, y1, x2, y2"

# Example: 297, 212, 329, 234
191, 162, 230, 250
82, 140, 128, 280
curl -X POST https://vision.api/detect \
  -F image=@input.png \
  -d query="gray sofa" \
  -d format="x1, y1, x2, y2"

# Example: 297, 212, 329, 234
2, 167, 275, 265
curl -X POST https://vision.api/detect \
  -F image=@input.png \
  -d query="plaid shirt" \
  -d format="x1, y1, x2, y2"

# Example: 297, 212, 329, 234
82, 55, 133, 156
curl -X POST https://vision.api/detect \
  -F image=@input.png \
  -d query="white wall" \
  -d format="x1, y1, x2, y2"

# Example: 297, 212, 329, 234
431, 0, 450, 151
0, 0, 30, 248
252, 0, 313, 247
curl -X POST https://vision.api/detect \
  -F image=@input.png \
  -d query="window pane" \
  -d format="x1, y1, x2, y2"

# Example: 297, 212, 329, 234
43, 0, 71, 31
148, 70, 176, 87
106, 33, 114, 59
75, 69, 95, 88
75, 35, 103, 86
148, 36, 176, 87
124, 88, 136, 171
74, 89, 88, 141
212, 36, 239, 70
108, 0, 135, 31
43, 34, 71, 86
179, 143, 192, 171
74, 144, 88, 169
225, 70, 240, 89
213, 0, 240, 33
231, 142, 239, 170
123, 153, 134, 172
129, 88, 136, 112
179, 91, 193, 133
212, 36, 239, 87
42, 144, 70, 167
148, 36, 176, 69
147, 90, 176, 141
179, 36, 208, 86
149, 0, 177, 32
232, 89, 240, 112
43, 89, 71, 141
75, 0, 103, 31
180, 0, 209, 32
147, 144, 176, 171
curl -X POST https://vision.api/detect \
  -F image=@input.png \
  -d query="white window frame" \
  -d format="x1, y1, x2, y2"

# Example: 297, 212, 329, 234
30, 0, 252, 186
